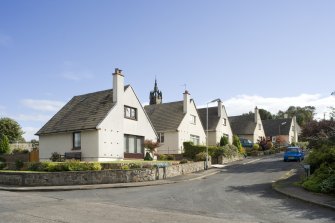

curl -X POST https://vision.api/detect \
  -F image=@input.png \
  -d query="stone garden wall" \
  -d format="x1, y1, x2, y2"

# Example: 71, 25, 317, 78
0, 161, 209, 186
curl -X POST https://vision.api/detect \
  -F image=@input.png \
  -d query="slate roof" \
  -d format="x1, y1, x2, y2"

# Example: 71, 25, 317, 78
262, 118, 292, 136
144, 101, 186, 132
197, 107, 220, 131
36, 86, 130, 135
228, 114, 256, 135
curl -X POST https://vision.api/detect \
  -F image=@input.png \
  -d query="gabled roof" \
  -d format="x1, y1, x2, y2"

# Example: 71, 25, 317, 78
228, 114, 256, 135
36, 86, 130, 135
262, 118, 292, 136
197, 107, 220, 131
144, 101, 186, 132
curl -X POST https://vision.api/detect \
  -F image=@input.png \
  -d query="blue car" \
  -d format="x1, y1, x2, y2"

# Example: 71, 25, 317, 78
283, 147, 305, 162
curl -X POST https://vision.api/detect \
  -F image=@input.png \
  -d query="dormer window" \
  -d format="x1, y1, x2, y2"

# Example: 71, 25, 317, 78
124, 106, 137, 120
223, 118, 227, 126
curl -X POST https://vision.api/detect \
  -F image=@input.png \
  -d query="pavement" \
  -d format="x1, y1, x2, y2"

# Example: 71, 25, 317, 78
272, 167, 335, 211
1, 156, 335, 212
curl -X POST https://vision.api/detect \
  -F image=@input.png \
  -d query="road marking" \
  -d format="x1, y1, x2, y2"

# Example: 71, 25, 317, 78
242, 158, 261, 165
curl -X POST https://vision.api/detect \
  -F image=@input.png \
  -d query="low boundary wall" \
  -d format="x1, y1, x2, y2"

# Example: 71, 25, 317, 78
0, 161, 209, 186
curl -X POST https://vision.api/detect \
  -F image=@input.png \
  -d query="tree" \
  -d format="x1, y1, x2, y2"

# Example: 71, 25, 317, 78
275, 106, 315, 127
0, 117, 25, 143
0, 134, 10, 154
259, 108, 274, 120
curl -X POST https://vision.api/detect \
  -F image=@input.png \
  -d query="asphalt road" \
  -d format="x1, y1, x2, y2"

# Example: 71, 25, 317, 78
0, 154, 334, 223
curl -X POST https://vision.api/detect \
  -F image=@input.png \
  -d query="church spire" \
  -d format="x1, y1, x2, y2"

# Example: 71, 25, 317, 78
149, 78, 163, 105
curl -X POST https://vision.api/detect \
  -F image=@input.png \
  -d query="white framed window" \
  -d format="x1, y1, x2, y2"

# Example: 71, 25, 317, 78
124, 134, 144, 154
223, 118, 227, 126
190, 115, 196, 124
190, 134, 200, 145
158, 133, 165, 143
259, 124, 262, 130
73, 132, 81, 149
124, 106, 137, 120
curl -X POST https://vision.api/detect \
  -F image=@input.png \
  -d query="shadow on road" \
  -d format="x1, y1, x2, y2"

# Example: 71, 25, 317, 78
226, 182, 335, 222
223, 158, 303, 174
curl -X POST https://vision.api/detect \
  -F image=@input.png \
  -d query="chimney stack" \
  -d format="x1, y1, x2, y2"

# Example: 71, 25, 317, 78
254, 106, 258, 123
113, 68, 124, 103
183, 90, 190, 114
218, 100, 222, 117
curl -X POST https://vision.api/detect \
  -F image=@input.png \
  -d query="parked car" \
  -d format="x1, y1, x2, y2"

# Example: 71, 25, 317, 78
283, 147, 305, 162
239, 138, 253, 148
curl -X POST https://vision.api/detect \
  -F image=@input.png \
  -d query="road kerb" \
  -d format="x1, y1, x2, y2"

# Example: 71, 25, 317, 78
272, 169, 335, 211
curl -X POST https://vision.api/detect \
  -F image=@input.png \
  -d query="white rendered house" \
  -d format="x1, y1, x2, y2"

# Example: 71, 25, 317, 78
145, 89, 206, 154
197, 100, 233, 146
36, 69, 157, 161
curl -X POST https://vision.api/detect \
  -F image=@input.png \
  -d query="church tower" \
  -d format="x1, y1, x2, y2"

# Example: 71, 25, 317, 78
149, 78, 163, 105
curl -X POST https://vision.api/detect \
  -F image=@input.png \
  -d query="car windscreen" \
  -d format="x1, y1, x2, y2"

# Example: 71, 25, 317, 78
287, 148, 299, 153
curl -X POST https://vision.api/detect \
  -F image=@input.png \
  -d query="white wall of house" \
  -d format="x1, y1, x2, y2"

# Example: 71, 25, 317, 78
208, 131, 218, 146
215, 104, 233, 145
123, 87, 157, 141
39, 130, 99, 161
97, 86, 157, 161
156, 131, 179, 154
177, 99, 206, 154
252, 108, 266, 142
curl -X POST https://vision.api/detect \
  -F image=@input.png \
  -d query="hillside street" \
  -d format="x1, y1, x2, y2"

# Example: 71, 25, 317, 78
0, 154, 334, 223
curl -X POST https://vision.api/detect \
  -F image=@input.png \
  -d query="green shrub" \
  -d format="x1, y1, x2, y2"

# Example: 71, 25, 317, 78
121, 165, 130, 170
12, 148, 29, 154
166, 154, 174, 160
50, 152, 62, 162
27, 161, 102, 172
222, 144, 239, 158
179, 159, 189, 164
219, 135, 229, 146
232, 135, 242, 150
15, 160, 24, 170
0, 157, 6, 170
129, 163, 141, 169
302, 163, 335, 193
0, 135, 10, 154
253, 144, 260, 151
266, 142, 273, 150
158, 154, 167, 160
320, 174, 335, 194
144, 152, 153, 161
306, 146, 335, 174
195, 152, 208, 161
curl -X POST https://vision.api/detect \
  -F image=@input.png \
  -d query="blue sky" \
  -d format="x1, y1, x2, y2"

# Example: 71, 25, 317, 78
1, 0, 335, 140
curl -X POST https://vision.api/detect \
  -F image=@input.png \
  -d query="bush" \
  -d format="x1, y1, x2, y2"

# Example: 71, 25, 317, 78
166, 154, 174, 160
195, 152, 208, 161
27, 161, 102, 172
121, 165, 130, 170
15, 160, 24, 170
144, 152, 153, 161
12, 148, 29, 154
320, 174, 335, 194
179, 159, 189, 164
183, 141, 239, 161
0, 135, 10, 154
50, 152, 62, 162
219, 135, 229, 146
129, 163, 141, 169
158, 154, 168, 161
306, 146, 335, 174
232, 135, 242, 150
253, 144, 260, 151
0, 157, 6, 170
302, 163, 335, 193
266, 142, 273, 150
